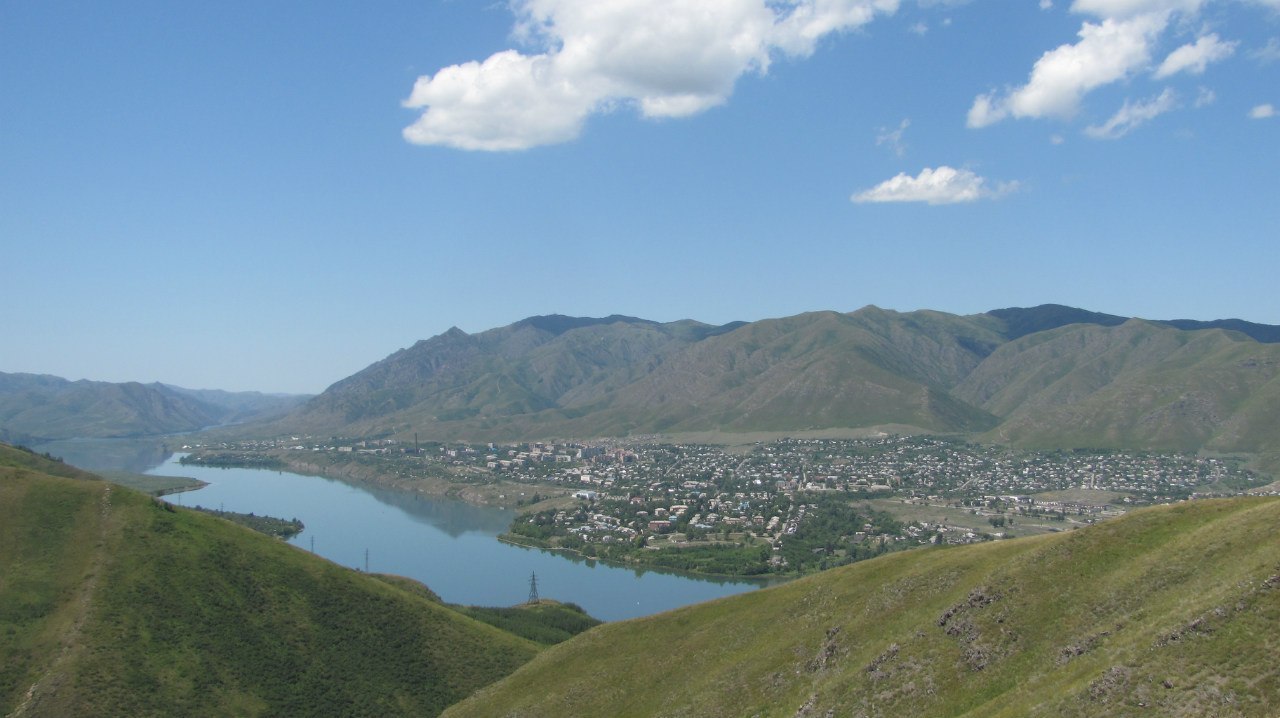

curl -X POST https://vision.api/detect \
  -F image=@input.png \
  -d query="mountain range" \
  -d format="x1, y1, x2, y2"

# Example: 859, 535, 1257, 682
262, 305, 1280, 471
0, 373, 309, 443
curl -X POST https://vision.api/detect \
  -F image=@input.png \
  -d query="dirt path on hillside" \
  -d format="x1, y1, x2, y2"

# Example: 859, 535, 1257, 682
7, 484, 114, 718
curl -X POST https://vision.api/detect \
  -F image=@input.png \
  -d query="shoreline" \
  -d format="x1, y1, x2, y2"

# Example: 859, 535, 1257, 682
496, 534, 787, 584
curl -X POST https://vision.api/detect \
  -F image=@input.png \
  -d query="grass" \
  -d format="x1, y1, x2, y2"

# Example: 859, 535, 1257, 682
446, 496, 1280, 718
0, 465, 103, 714
449, 601, 602, 646
867, 497, 1068, 537
0, 450, 546, 717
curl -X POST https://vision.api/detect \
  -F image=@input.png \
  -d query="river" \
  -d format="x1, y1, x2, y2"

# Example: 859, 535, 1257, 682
147, 455, 771, 621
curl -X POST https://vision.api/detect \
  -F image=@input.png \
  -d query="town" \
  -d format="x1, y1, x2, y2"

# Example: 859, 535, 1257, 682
180, 434, 1268, 577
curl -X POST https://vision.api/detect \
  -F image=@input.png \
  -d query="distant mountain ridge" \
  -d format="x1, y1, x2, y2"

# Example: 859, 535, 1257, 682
0, 372, 310, 441
260, 305, 1280, 470
987, 304, 1280, 343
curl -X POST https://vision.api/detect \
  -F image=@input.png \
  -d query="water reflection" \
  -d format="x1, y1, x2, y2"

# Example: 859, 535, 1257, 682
33, 437, 173, 473
146, 455, 771, 621
358, 484, 511, 536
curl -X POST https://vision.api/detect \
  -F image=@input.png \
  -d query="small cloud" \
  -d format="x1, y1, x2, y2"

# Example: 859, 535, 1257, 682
1050, 133, 1066, 145
875, 119, 911, 157
910, 22, 929, 35
1084, 88, 1177, 139
967, 92, 1007, 129
1039, 0, 1053, 9
1194, 86, 1215, 108
852, 166, 1017, 205
1250, 104, 1277, 119
1154, 34, 1237, 79
1253, 38, 1280, 65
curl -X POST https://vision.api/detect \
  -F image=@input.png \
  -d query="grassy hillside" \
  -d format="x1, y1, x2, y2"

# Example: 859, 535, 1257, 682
0, 449, 541, 717
0, 442, 99, 480
447, 497, 1280, 717
956, 320, 1280, 453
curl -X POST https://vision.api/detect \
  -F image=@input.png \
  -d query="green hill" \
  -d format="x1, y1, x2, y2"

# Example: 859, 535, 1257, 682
446, 496, 1280, 717
0, 444, 542, 717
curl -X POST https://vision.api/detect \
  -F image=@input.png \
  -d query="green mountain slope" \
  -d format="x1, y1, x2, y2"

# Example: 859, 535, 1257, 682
954, 320, 1280, 452
596, 308, 1002, 434
279, 307, 1006, 439
0, 445, 540, 717
447, 496, 1280, 718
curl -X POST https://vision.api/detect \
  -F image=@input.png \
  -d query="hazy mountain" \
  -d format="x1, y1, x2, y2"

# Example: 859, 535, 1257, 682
158, 384, 310, 423
0, 373, 311, 441
446, 496, 1280, 717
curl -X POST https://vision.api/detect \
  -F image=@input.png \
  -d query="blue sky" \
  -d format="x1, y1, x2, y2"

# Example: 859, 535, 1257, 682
3, 0, 1277, 394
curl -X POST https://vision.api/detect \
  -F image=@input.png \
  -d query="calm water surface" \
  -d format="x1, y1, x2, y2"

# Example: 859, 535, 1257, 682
149, 455, 770, 621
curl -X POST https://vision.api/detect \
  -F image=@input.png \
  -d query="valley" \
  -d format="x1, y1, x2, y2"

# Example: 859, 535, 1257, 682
179, 433, 1269, 578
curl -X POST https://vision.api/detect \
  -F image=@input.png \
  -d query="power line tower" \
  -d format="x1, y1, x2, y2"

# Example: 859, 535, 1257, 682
527, 571, 539, 605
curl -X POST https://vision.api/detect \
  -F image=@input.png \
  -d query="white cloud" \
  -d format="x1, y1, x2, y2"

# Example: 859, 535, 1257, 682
875, 118, 910, 156
1084, 87, 1177, 138
1040, 0, 1054, 9
404, 0, 901, 150
1250, 103, 1277, 119
967, 13, 1165, 128
909, 21, 928, 35
966, 0, 1246, 130
1254, 38, 1280, 64
851, 166, 1016, 204
1154, 33, 1237, 78
1194, 86, 1215, 107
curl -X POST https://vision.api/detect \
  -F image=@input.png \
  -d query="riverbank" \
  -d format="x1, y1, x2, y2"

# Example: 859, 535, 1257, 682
253, 451, 577, 514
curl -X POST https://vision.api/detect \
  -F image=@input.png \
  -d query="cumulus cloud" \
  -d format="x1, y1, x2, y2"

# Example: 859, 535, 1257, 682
1084, 87, 1177, 138
1250, 103, 1277, 119
967, 13, 1165, 127
851, 166, 1016, 204
404, 0, 900, 150
1154, 33, 1237, 78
